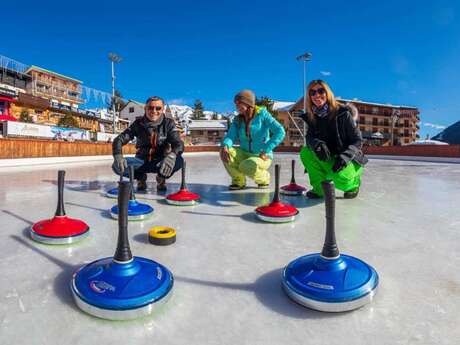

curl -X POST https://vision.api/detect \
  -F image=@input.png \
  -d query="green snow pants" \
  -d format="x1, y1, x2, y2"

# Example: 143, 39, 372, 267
299, 146, 363, 197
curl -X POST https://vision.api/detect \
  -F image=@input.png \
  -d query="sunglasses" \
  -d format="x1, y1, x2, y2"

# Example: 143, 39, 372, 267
309, 88, 326, 97
147, 106, 163, 111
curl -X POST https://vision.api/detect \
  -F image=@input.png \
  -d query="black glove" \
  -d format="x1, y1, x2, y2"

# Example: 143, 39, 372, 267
313, 140, 330, 161
332, 156, 348, 173
159, 152, 177, 178
112, 154, 127, 175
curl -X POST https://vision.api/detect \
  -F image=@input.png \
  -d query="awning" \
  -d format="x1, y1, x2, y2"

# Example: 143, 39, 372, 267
0, 96, 16, 103
0, 115, 18, 121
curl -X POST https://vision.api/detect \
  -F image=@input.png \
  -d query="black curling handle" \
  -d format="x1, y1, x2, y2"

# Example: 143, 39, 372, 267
128, 165, 135, 200
114, 181, 133, 263
272, 164, 280, 203
55, 170, 66, 216
180, 160, 186, 190
290, 159, 296, 184
321, 180, 340, 258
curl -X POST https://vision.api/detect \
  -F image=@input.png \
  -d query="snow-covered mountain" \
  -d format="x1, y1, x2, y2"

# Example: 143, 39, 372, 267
167, 104, 194, 126
432, 120, 460, 144
167, 104, 231, 132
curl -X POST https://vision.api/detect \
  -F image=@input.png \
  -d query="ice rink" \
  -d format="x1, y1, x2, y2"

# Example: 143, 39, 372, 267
1, 152, 459, 345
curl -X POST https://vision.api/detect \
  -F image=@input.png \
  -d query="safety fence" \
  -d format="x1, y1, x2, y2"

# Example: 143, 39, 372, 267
0, 138, 135, 159
0, 138, 459, 159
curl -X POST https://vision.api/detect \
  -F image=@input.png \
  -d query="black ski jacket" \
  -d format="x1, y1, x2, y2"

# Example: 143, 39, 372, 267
300, 105, 368, 165
112, 115, 184, 161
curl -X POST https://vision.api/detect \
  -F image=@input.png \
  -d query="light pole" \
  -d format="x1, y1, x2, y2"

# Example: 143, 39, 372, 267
296, 52, 312, 145
390, 109, 400, 146
109, 52, 122, 134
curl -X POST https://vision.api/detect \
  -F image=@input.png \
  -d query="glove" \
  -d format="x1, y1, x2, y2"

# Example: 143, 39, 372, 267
332, 156, 348, 173
159, 152, 177, 178
313, 140, 330, 161
112, 154, 127, 175
220, 146, 230, 163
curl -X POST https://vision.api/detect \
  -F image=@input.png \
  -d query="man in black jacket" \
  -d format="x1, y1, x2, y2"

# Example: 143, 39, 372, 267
112, 96, 184, 191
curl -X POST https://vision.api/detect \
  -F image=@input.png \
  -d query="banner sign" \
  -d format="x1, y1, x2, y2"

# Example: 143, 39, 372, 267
4, 121, 90, 141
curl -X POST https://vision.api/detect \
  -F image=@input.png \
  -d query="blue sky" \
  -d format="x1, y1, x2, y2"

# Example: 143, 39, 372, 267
2, 0, 459, 138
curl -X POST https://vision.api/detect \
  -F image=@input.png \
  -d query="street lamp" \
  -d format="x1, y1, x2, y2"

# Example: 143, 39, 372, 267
296, 52, 312, 145
390, 109, 400, 146
109, 52, 122, 134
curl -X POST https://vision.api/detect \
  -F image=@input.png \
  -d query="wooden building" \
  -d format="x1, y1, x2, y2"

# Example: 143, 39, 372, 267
25, 65, 83, 110
276, 98, 420, 146
188, 120, 228, 145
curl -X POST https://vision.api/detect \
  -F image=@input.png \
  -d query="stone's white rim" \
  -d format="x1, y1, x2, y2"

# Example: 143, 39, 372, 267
282, 278, 378, 312
30, 228, 89, 245
256, 213, 297, 223
280, 189, 305, 196
110, 212, 153, 221
71, 279, 173, 320
166, 199, 197, 206
105, 192, 118, 199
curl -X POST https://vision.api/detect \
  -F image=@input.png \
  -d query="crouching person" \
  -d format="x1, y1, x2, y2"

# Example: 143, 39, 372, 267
220, 89, 285, 190
112, 96, 184, 191
299, 80, 367, 199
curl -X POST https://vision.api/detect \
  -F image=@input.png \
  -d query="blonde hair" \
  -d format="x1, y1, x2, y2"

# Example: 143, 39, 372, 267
305, 80, 339, 124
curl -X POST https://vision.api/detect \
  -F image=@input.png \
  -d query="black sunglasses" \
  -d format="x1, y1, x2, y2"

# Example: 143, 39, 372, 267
147, 106, 163, 111
309, 88, 326, 97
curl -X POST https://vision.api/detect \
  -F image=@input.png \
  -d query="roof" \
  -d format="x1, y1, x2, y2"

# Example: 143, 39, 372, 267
25, 65, 83, 84
272, 101, 295, 111
120, 100, 145, 111
128, 99, 144, 106
189, 120, 227, 130
336, 97, 419, 110
289, 97, 419, 111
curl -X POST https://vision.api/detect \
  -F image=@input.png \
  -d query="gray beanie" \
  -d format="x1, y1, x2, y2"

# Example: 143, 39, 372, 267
234, 89, 256, 108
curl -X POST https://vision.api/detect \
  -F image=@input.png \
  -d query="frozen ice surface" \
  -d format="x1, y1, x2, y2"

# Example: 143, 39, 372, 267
0, 152, 459, 345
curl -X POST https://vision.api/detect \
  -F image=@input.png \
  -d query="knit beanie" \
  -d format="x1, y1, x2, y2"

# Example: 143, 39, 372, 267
234, 89, 256, 108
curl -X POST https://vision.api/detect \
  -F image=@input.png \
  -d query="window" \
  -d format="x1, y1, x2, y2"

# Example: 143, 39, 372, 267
0, 101, 6, 115
129, 107, 135, 113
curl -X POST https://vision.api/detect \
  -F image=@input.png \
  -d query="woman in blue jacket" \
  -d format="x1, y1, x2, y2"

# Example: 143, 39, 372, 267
220, 89, 285, 189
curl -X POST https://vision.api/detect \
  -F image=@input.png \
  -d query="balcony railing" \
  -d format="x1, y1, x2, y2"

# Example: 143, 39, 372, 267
33, 88, 83, 103
35, 76, 82, 93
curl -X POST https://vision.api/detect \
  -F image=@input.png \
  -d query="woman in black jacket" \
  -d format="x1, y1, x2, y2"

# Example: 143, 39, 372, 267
299, 80, 367, 199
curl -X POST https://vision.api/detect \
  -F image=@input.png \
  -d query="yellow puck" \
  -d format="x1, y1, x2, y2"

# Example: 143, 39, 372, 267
148, 226, 176, 245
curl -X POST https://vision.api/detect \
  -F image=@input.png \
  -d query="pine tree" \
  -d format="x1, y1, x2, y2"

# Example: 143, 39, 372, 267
19, 110, 32, 123
192, 99, 204, 120
108, 89, 126, 113
57, 113, 79, 128
256, 96, 279, 119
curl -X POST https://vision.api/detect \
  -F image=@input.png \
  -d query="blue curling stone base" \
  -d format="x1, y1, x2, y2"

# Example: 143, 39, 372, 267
71, 256, 173, 320
105, 187, 119, 198
282, 253, 378, 312
110, 200, 154, 221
